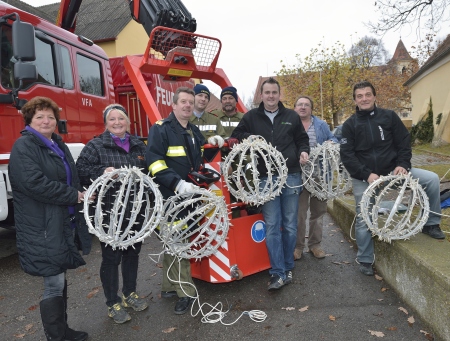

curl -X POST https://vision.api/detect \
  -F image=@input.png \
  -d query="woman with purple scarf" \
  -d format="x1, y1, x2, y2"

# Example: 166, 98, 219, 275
76, 104, 148, 324
9, 96, 89, 341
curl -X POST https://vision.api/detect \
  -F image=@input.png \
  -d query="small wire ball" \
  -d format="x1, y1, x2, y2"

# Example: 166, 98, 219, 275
360, 173, 430, 243
301, 142, 351, 201
83, 166, 163, 250
221, 135, 288, 206
158, 188, 229, 260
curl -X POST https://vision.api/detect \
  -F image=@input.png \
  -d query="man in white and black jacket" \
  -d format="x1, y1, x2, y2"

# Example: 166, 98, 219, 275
340, 81, 445, 276
231, 77, 310, 291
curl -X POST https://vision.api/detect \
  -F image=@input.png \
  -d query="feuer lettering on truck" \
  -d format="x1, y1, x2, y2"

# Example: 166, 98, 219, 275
82, 98, 93, 107
156, 86, 174, 107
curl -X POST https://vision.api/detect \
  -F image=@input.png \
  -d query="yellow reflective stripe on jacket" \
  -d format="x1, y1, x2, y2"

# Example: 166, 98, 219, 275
148, 160, 168, 175
157, 220, 189, 230
166, 146, 186, 157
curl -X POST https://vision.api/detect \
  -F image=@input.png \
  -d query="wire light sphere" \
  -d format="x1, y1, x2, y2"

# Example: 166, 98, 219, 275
301, 142, 352, 201
83, 166, 164, 249
159, 188, 229, 260
359, 173, 430, 243
221, 135, 288, 206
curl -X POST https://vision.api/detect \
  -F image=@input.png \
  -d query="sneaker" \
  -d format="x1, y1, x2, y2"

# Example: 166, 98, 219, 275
122, 292, 148, 311
422, 225, 446, 239
359, 262, 374, 276
310, 247, 326, 259
284, 271, 293, 285
293, 248, 302, 261
268, 275, 285, 291
108, 303, 131, 324
161, 291, 178, 298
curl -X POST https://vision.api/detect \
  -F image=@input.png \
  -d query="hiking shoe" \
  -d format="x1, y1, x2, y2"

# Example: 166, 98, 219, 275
122, 292, 148, 311
293, 248, 302, 261
268, 275, 285, 291
310, 247, 326, 259
161, 291, 178, 298
359, 262, 374, 276
108, 303, 131, 324
422, 225, 445, 239
174, 297, 194, 315
285, 271, 293, 285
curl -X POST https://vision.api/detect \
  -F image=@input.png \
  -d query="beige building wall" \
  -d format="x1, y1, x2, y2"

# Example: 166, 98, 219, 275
96, 21, 148, 58
409, 57, 450, 144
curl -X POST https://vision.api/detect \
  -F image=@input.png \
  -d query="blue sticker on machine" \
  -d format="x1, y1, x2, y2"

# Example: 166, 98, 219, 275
251, 220, 266, 243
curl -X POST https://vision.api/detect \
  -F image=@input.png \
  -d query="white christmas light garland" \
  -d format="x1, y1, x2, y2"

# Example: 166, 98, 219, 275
301, 142, 352, 201
83, 166, 163, 249
359, 173, 430, 242
221, 135, 288, 205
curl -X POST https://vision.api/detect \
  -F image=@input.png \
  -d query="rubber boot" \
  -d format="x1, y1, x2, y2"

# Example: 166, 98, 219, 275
63, 280, 88, 341
40, 297, 66, 341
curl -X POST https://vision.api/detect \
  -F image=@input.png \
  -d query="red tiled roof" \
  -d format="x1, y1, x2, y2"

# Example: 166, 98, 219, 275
390, 39, 413, 62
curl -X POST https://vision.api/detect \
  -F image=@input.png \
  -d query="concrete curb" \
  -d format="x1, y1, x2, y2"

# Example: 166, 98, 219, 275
328, 199, 450, 341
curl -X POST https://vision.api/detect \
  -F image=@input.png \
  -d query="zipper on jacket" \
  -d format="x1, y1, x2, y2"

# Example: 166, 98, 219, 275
366, 115, 378, 173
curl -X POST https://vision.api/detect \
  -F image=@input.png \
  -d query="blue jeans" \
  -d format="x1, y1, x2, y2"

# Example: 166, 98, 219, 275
261, 172, 302, 279
352, 168, 441, 263
100, 242, 142, 307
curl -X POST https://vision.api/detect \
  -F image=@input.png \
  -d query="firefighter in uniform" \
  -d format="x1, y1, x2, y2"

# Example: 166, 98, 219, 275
146, 87, 204, 315
189, 84, 226, 146
211, 86, 245, 139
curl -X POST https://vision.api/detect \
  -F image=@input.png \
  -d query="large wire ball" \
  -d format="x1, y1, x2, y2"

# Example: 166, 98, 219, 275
83, 166, 163, 250
360, 173, 430, 243
159, 188, 229, 259
221, 135, 288, 206
301, 142, 351, 201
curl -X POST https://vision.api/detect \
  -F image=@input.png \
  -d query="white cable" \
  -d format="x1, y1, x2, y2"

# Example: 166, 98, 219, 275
163, 254, 267, 325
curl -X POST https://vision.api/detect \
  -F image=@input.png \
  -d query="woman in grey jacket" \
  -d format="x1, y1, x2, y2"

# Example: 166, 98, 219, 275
9, 97, 89, 341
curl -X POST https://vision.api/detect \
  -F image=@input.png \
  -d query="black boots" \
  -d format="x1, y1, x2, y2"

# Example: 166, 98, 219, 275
39, 296, 88, 341
40, 297, 66, 341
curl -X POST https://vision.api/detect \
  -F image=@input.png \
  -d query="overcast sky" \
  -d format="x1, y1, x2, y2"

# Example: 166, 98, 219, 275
22, 0, 450, 104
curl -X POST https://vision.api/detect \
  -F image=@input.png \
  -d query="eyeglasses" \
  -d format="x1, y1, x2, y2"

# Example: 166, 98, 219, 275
296, 103, 311, 108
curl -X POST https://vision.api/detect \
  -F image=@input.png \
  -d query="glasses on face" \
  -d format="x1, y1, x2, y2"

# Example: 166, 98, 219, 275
296, 103, 311, 108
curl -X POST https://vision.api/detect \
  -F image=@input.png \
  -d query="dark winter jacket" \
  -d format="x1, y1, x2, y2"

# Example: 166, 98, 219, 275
146, 112, 205, 199
9, 130, 86, 277
231, 102, 310, 176
340, 106, 411, 181
76, 131, 147, 225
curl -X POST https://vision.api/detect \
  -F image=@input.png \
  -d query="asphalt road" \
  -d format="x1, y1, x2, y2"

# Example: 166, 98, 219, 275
0, 214, 438, 341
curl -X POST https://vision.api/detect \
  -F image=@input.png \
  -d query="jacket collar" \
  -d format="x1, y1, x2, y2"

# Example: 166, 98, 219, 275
257, 101, 286, 114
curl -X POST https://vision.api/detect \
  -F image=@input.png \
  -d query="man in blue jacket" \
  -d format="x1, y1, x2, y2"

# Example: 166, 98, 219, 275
340, 81, 444, 276
294, 95, 338, 261
231, 77, 310, 291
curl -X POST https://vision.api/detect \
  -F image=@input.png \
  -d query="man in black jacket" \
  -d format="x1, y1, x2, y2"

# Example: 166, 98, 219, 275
231, 77, 310, 291
146, 87, 204, 315
340, 81, 445, 276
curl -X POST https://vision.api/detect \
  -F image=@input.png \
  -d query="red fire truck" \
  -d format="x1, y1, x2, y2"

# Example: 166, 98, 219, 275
0, 0, 269, 282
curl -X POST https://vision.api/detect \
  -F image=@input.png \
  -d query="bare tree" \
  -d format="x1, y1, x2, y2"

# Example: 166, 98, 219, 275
349, 36, 390, 68
368, 0, 450, 37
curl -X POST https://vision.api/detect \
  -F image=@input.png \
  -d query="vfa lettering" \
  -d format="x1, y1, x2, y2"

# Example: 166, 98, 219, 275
82, 98, 93, 107
378, 126, 385, 140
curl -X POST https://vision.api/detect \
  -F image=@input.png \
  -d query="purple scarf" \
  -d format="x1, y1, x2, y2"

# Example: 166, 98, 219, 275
25, 126, 76, 227
110, 133, 130, 152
